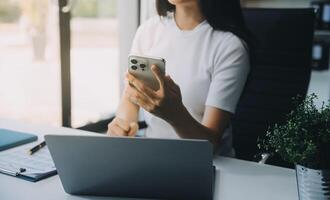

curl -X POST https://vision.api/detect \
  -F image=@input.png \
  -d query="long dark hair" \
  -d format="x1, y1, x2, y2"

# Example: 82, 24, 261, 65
156, 0, 254, 54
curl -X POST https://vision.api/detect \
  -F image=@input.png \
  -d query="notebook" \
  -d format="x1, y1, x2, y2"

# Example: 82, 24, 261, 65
0, 129, 38, 151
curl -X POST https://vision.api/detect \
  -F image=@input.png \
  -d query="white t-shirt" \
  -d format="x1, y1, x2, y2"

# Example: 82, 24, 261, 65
130, 14, 250, 156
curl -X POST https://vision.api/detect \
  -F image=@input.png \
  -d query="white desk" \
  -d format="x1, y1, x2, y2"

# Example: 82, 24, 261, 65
0, 119, 298, 200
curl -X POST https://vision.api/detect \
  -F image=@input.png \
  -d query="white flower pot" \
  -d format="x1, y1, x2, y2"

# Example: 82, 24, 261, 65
296, 164, 330, 200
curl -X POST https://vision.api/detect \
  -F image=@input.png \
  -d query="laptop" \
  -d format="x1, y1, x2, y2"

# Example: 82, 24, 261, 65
45, 135, 215, 200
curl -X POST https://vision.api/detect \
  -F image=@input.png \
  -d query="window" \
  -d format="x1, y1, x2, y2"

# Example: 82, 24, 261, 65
0, 0, 139, 128
0, 0, 61, 126
70, 0, 120, 127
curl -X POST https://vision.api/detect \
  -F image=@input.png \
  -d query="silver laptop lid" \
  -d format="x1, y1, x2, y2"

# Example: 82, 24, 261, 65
45, 135, 214, 200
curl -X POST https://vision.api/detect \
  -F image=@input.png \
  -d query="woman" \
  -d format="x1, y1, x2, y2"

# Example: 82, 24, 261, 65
107, 0, 251, 156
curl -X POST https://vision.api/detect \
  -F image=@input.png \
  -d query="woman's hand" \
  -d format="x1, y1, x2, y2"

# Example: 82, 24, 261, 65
126, 65, 185, 124
107, 117, 139, 137
125, 65, 231, 151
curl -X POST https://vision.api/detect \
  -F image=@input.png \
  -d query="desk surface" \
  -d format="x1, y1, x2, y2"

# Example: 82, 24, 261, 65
0, 119, 298, 200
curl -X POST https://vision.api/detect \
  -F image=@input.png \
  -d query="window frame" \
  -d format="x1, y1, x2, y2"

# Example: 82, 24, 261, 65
59, 0, 140, 127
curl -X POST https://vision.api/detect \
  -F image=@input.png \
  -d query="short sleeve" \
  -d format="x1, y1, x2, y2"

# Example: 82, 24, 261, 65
130, 25, 144, 54
205, 35, 250, 114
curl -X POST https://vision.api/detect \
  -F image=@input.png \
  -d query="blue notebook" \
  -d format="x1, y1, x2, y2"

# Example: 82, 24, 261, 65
0, 129, 38, 151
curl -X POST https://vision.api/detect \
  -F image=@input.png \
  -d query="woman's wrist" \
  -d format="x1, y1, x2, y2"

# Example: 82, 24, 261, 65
166, 103, 192, 128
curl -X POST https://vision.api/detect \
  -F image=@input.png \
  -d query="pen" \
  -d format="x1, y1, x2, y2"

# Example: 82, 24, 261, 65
28, 141, 46, 155
0, 167, 26, 177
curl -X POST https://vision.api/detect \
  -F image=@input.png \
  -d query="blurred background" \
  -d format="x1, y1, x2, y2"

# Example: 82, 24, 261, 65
0, 0, 120, 128
0, 0, 329, 130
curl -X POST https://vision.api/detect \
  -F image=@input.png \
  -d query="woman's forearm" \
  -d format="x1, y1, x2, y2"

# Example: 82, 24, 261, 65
167, 106, 223, 150
116, 95, 140, 123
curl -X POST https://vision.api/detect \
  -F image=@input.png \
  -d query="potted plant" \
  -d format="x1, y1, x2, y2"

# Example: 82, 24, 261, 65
259, 94, 330, 200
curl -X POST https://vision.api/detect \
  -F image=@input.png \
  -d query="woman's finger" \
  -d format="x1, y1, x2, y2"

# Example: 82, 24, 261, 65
126, 73, 157, 99
127, 122, 139, 137
164, 76, 176, 91
113, 117, 130, 132
128, 93, 154, 112
151, 65, 165, 90
109, 124, 128, 136
164, 75, 180, 96
126, 84, 155, 108
127, 91, 154, 112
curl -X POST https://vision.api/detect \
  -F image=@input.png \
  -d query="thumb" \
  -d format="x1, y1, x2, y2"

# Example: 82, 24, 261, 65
151, 65, 164, 89
127, 122, 139, 137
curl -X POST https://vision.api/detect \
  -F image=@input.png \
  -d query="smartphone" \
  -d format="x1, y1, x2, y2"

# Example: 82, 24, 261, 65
128, 54, 166, 91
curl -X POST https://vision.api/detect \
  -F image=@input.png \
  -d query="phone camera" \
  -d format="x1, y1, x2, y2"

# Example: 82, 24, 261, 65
131, 59, 138, 64
140, 64, 146, 68
131, 65, 137, 70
